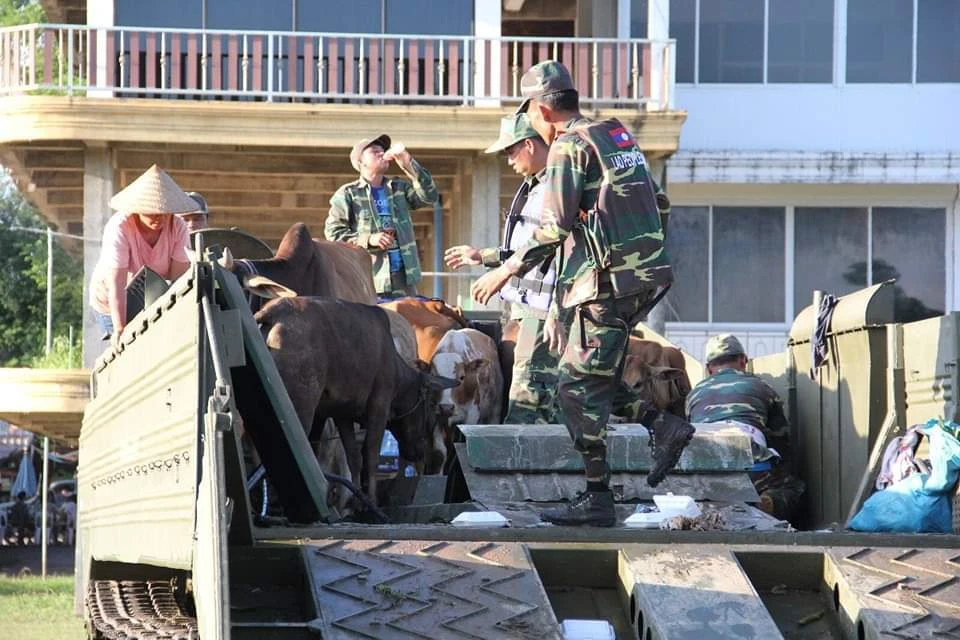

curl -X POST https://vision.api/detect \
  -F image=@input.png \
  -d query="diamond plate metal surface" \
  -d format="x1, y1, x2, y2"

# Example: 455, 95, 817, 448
306, 539, 562, 639
836, 548, 960, 638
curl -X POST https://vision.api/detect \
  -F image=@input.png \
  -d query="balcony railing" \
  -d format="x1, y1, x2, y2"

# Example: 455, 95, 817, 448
0, 24, 676, 110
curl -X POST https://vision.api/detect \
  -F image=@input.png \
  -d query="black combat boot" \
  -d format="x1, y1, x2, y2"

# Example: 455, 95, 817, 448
540, 490, 616, 527
645, 410, 696, 487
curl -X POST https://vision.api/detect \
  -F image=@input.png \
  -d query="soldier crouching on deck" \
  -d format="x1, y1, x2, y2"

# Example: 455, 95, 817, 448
470, 60, 696, 527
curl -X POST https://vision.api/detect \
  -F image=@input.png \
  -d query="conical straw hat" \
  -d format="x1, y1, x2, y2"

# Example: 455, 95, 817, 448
109, 164, 201, 214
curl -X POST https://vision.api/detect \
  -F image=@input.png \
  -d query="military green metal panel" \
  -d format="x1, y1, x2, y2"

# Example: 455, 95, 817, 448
790, 340, 823, 527
748, 352, 790, 417
619, 545, 783, 639
902, 314, 960, 427
819, 344, 844, 527
79, 272, 201, 570
459, 424, 754, 472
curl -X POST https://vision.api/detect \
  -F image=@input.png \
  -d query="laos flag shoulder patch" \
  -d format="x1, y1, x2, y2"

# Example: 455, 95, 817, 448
609, 127, 634, 149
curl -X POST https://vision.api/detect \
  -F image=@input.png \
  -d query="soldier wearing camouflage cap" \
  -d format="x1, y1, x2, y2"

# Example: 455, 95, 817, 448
324, 134, 438, 297
471, 60, 693, 527
445, 113, 560, 424
686, 334, 805, 523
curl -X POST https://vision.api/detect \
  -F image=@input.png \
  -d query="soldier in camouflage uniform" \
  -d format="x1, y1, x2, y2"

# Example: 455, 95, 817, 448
324, 134, 438, 297
686, 334, 806, 524
445, 113, 560, 424
471, 61, 695, 526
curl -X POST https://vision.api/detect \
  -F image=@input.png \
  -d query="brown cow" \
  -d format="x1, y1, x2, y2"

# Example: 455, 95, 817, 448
256, 297, 457, 507
221, 222, 377, 304
379, 298, 468, 362
618, 337, 692, 418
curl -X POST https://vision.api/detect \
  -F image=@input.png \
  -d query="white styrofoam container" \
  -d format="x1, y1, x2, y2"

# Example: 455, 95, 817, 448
653, 493, 700, 518
561, 619, 616, 640
451, 511, 509, 527
623, 511, 668, 529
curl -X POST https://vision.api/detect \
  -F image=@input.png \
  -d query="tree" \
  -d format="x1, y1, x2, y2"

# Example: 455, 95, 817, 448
0, 172, 83, 367
0, 0, 43, 26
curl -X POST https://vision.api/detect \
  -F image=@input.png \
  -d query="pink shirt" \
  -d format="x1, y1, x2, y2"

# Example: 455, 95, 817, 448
90, 213, 189, 313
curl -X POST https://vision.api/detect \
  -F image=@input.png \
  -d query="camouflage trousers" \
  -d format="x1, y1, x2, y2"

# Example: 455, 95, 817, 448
504, 314, 560, 424
557, 287, 658, 482
750, 464, 806, 524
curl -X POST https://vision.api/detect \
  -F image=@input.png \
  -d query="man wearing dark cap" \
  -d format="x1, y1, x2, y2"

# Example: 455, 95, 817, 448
324, 134, 438, 298
687, 334, 805, 524
471, 60, 693, 526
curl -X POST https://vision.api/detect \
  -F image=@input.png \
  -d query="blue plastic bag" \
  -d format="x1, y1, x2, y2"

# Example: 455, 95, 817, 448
849, 419, 960, 534
849, 473, 952, 533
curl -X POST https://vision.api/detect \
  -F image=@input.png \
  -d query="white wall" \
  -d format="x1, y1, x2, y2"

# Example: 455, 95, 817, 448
674, 84, 960, 154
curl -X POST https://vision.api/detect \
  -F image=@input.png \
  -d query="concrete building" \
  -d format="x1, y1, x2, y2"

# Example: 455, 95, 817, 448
0, 0, 684, 366
1, 0, 956, 367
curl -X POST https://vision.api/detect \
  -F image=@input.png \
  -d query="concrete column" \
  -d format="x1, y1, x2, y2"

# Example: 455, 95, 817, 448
87, 0, 114, 97
474, 0, 502, 105
82, 145, 114, 368
577, 0, 618, 37
645, 155, 669, 335
458, 153, 501, 309
648, 0, 671, 110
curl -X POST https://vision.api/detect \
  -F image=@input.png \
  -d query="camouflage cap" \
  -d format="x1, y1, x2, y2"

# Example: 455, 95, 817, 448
516, 60, 576, 114
484, 113, 540, 154
704, 334, 746, 364
349, 133, 391, 172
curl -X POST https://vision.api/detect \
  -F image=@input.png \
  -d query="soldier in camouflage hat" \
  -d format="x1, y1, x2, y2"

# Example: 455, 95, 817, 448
686, 334, 805, 523
471, 60, 694, 526
324, 134, 438, 297
445, 113, 560, 424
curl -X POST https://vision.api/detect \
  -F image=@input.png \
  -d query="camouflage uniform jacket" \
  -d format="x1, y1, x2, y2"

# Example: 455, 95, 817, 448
324, 159, 438, 293
504, 117, 672, 309
685, 368, 790, 442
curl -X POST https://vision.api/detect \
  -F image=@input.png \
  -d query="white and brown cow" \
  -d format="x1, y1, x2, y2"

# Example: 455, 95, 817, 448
427, 328, 503, 474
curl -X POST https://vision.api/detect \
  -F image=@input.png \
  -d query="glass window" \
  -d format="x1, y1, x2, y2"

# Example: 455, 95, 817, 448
698, 0, 764, 83
297, 0, 382, 32
917, 0, 960, 82
871, 207, 945, 322
631, 0, 648, 37
670, 0, 696, 83
794, 207, 868, 315
116, 0, 202, 28
385, 0, 473, 35
846, 0, 912, 83
768, 0, 833, 83
207, 0, 293, 30
663, 206, 709, 322
712, 207, 785, 322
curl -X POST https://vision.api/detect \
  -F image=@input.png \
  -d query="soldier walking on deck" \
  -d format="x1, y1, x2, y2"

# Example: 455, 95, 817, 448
471, 60, 695, 526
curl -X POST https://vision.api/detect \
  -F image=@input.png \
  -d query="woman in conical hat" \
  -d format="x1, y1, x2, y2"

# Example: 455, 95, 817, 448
89, 165, 200, 348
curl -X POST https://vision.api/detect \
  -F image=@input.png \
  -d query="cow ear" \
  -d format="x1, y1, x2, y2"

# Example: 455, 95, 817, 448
424, 372, 460, 390
244, 275, 298, 299
648, 365, 686, 381
465, 358, 486, 372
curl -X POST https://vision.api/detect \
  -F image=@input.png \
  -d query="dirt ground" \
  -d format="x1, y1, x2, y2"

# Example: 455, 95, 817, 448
0, 544, 75, 577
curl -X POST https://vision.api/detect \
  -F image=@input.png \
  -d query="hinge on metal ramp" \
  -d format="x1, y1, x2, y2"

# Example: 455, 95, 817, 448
206, 383, 234, 431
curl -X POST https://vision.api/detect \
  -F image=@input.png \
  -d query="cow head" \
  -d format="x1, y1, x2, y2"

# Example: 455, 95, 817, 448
218, 247, 298, 299
622, 358, 691, 417
391, 361, 459, 463
437, 358, 489, 425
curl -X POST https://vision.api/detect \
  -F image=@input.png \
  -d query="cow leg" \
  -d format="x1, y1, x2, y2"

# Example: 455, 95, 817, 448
333, 417, 362, 494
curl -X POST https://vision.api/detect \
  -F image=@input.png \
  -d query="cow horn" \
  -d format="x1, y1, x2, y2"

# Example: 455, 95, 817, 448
217, 247, 235, 270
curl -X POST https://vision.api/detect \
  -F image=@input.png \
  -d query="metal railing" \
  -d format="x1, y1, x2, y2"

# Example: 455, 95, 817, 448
0, 24, 676, 109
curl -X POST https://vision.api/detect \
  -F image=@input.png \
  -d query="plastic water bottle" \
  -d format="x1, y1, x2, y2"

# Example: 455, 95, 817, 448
378, 432, 400, 473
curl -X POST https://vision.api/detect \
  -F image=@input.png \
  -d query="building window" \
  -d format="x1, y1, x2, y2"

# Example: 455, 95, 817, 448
631, 0, 696, 83
872, 207, 945, 321
793, 207, 867, 314
917, 1, 960, 82
296, 0, 383, 32
767, 0, 833, 82
713, 207, 785, 322
663, 206, 709, 322
115, 0, 202, 29
698, 0, 765, 83
846, 0, 912, 83
206, 0, 293, 30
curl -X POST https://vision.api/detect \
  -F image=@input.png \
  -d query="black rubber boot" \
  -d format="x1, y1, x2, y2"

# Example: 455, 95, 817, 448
646, 411, 696, 487
540, 490, 616, 527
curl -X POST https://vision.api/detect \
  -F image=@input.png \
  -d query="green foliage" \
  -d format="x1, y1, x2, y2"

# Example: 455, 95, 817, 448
0, 0, 44, 27
29, 334, 81, 369
0, 173, 83, 367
